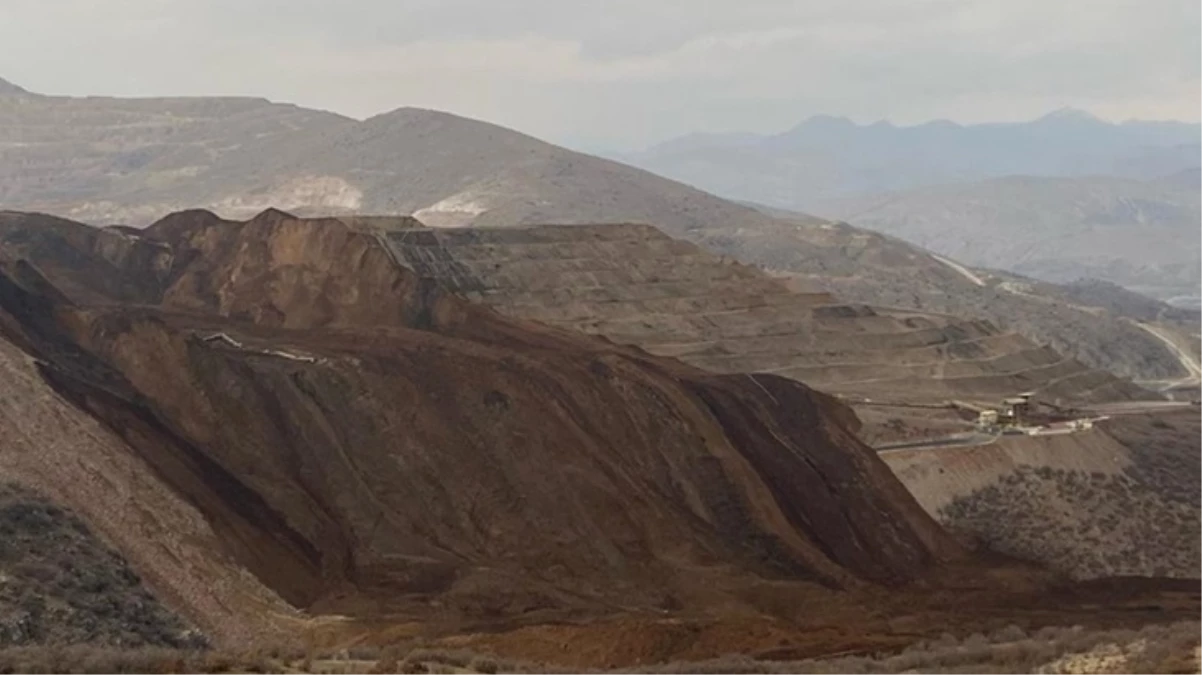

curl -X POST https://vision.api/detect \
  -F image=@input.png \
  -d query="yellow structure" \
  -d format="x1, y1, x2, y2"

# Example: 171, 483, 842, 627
976, 409, 999, 430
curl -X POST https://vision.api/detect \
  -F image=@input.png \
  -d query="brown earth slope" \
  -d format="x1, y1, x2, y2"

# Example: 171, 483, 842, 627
0, 209, 1196, 667
0, 208, 962, 636
0, 326, 301, 649
372, 222, 1152, 442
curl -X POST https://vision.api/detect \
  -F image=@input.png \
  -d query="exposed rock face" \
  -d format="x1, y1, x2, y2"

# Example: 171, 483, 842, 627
0, 209, 963, 632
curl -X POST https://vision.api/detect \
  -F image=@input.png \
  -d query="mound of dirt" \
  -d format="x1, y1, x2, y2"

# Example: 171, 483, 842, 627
0, 208, 962, 635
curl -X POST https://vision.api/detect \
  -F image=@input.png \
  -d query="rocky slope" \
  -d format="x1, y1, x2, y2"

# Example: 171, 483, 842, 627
0, 312, 300, 649
0, 80, 786, 236
0, 79, 1189, 383
735, 216, 1198, 385
0, 208, 970, 639
374, 222, 1153, 441
2, 78, 1192, 381
0, 78, 347, 225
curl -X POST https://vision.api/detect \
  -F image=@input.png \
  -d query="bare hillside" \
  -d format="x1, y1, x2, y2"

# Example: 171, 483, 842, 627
374, 222, 1152, 444
0, 208, 968, 656
0, 82, 783, 236
0, 209, 1195, 667
0, 79, 348, 224
0, 484, 204, 648
735, 216, 1198, 385
0, 80, 1189, 384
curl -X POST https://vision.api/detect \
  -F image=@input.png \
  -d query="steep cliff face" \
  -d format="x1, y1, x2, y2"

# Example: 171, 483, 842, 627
0, 209, 963, 630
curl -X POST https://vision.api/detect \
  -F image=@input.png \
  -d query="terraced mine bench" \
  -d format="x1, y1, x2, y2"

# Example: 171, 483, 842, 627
375, 222, 1150, 443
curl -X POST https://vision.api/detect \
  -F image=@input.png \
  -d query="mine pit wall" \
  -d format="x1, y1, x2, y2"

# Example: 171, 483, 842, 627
883, 428, 1200, 580
372, 223, 1148, 417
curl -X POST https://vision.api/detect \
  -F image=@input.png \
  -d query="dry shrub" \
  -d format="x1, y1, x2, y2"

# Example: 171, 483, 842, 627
404, 648, 476, 667
0, 619, 1197, 672
370, 646, 403, 674
399, 654, 429, 674
0, 646, 190, 674
470, 655, 500, 674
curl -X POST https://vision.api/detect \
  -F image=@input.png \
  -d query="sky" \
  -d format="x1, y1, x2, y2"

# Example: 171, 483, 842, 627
0, 0, 1198, 149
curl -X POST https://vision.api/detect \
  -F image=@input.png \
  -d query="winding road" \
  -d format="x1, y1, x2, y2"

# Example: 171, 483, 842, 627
1129, 321, 1202, 390
930, 254, 986, 287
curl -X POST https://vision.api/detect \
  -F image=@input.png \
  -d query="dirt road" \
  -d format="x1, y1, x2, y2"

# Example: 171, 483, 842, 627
931, 253, 986, 287
876, 432, 997, 453
1130, 320, 1202, 390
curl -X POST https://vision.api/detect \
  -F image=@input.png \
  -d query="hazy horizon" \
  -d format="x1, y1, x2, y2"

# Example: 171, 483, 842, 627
3, 72, 1198, 155
1, 0, 1197, 149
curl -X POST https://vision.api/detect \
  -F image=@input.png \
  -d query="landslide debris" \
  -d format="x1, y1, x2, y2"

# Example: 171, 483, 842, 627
0, 208, 962, 633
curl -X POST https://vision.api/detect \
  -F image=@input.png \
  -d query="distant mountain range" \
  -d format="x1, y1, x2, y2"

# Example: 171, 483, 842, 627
611, 110, 1201, 305
613, 109, 1200, 207
0, 76, 1194, 383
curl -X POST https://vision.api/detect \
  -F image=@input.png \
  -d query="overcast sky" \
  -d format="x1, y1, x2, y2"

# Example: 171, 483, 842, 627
1, 0, 1198, 148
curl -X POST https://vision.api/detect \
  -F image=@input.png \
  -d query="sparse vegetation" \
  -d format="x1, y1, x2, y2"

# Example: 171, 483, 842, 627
926, 411, 1200, 579
0, 484, 204, 649
0, 622, 1194, 673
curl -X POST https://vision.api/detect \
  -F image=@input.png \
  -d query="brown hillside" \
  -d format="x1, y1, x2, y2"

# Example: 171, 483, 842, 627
370, 222, 1152, 442
0, 208, 960, 630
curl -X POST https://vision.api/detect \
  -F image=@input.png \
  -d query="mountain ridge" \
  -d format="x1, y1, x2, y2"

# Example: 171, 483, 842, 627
0, 85, 1193, 384
0, 76, 29, 96
617, 109, 1199, 205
